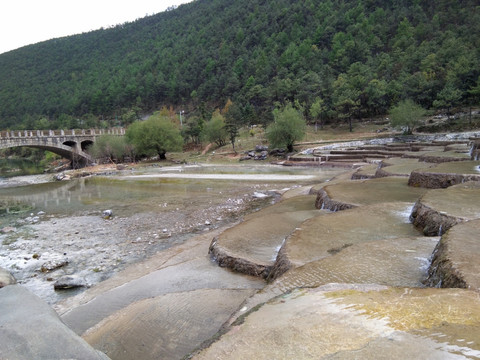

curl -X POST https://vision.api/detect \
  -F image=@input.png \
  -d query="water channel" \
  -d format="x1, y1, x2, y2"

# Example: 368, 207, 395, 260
0, 163, 344, 304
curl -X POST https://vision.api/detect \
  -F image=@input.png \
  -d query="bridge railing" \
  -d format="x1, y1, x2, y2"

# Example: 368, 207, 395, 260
0, 128, 125, 138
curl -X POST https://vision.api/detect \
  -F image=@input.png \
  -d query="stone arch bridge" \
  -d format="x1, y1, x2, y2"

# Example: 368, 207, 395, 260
0, 128, 125, 168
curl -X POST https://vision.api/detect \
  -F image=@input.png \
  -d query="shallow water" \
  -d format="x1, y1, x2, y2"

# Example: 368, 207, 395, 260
284, 202, 423, 266
323, 177, 426, 206
426, 160, 480, 175
420, 182, 480, 219
0, 164, 344, 304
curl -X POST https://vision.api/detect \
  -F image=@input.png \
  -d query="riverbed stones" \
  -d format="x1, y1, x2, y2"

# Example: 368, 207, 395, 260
410, 181, 480, 236
0, 285, 110, 359
1, 226, 15, 233
40, 257, 69, 272
54, 275, 87, 290
54, 172, 71, 181
426, 219, 480, 290
0, 267, 16, 287
102, 209, 113, 219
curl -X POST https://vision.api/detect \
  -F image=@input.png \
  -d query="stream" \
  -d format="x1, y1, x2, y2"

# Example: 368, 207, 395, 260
0, 163, 344, 304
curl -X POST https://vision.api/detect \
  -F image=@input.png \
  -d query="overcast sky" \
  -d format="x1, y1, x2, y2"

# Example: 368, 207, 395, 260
0, 0, 192, 55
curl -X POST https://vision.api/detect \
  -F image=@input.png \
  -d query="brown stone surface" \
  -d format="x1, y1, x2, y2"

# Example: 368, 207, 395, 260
315, 177, 425, 210
269, 203, 421, 279
192, 286, 480, 360
209, 195, 327, 278
57, 227, 264, 360
374, 157, 434, 178
427, 219, 480, 290
408, 161, 480, 188
410, 182, 480, 235
83, 288, 254, 360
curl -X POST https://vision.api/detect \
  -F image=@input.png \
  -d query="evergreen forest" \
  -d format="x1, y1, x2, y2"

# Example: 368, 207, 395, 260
0, 0, 479, 130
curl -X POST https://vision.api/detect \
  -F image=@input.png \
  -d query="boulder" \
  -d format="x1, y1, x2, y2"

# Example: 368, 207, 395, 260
1, 226, 15, 234
0, 285, 110, 359
0, 267, 16, 288
255, 145, 268, 152
254, 150, 268, 160
54, 172, 71, 181
54, 275, 87, 290
40, 258, 69, 273
269, 148, 286, 156
102, 209, 113, 219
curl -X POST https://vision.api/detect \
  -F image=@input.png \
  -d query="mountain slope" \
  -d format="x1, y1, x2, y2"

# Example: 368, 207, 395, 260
0, 0, 479, 128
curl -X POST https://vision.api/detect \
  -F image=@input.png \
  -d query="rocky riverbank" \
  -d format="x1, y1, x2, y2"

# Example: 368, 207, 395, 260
0, 167, 289, 304
2, 133, 480, 359
191, 135, 480, 359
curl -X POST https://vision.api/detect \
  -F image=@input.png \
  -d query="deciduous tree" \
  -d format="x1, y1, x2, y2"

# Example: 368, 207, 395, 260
266, 104, 306, 152
126, 113, 183, 160
201, 110, 227, 147
389, 99, 426, 135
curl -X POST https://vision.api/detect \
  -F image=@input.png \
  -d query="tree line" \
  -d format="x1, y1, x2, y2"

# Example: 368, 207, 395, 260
89, 104, 306, 162
0, 0, 478, 131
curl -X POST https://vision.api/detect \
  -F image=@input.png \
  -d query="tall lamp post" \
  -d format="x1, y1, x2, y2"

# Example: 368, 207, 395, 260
180, 110, 184, 127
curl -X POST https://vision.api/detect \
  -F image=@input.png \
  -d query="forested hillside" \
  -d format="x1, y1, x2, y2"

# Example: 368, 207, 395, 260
0, 0, 479, 129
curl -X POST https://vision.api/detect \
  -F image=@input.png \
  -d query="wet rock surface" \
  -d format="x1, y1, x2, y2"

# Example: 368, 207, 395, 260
315, 177, 426, 210
268, 236, 437, 292
408, 160, 480, 188
270, 202, 421, 278
195, 138, 480, 359
427, 219, 480, 290
374, 157, 434, 178
192, 285, 480, 360
58, 227, 264, 360
0, 285, 109, 360
2, 144, 480, 359
0, 266, 16, 288
411, 182, 480, 235
209, 194, 325, 278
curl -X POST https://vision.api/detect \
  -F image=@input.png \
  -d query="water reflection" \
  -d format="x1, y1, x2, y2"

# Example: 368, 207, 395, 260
0, 165, 342, 220
0, 165, 345, 304
0, 158, 43, 178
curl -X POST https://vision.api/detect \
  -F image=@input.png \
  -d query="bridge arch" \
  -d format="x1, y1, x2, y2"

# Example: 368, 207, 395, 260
81, 140, 94, 152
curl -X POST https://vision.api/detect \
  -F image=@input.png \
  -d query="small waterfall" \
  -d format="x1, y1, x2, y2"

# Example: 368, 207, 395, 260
438, 224, 443, 236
